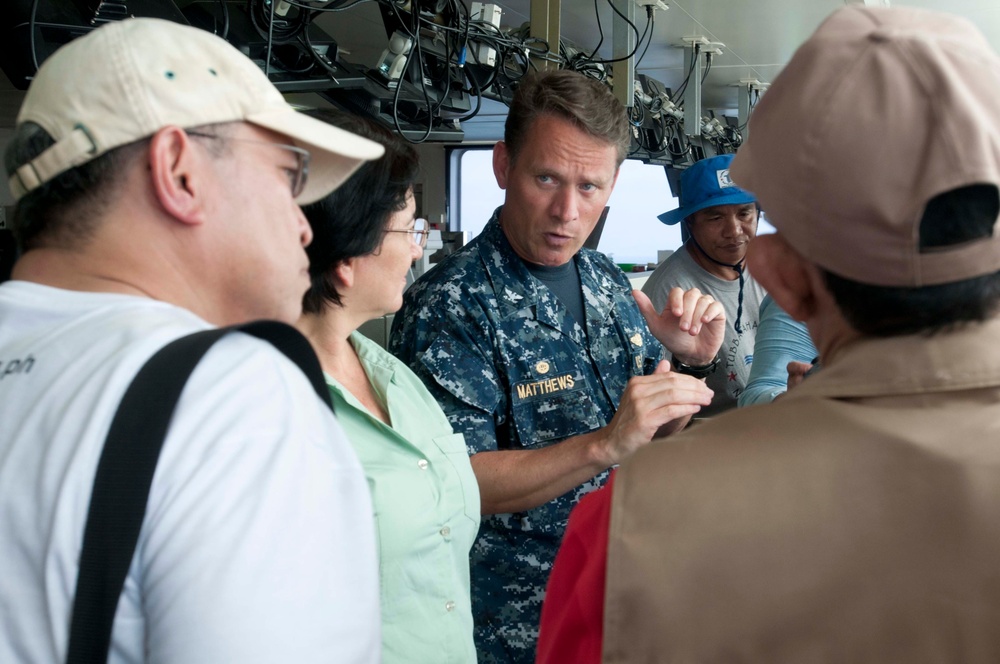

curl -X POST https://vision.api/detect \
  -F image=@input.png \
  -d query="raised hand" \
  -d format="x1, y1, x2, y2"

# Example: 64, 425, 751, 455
633, 287, 726, 365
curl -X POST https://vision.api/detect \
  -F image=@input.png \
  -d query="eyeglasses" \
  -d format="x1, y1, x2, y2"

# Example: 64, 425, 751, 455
186, 131, 311, 198
384, 218, 429, 247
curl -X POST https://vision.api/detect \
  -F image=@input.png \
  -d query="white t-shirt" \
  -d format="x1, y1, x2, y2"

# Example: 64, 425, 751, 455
642, 245, 766, 417
0, 282, 380, 664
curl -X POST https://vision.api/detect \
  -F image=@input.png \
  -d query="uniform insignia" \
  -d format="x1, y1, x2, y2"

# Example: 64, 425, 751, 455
636, 355, 642, 368
535, 360, 550, 374
630, 333, 643, 347
504, 287, 523, 303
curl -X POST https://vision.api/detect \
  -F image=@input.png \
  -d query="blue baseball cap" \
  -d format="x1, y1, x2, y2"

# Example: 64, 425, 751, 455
657, 153, 757, 225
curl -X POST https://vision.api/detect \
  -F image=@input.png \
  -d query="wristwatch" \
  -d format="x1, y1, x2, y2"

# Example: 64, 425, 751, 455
670, 353, 720, 379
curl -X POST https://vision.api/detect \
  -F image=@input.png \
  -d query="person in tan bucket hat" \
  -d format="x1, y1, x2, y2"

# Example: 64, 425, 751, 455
0, 18, 386, 664
537, 6, 1000, 663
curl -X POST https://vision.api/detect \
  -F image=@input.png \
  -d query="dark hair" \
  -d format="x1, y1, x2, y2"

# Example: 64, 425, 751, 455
504, 69, 630, 166
301, 109, 420, 313
4, 122, 148, 251
824, 184, 1000, 336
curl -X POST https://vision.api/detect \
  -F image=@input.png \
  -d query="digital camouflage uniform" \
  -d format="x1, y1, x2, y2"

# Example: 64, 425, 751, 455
389, 210, 663, 664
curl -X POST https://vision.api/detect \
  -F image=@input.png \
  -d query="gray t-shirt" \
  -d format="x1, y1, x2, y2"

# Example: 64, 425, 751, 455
641, 244, 766, 417
524, 259, 585, 328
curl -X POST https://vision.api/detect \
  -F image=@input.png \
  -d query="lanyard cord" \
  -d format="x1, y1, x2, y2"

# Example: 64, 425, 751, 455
686, 232, 745, 334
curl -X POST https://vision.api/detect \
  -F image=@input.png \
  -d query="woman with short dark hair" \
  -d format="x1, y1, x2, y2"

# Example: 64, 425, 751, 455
296, 109, 480, 664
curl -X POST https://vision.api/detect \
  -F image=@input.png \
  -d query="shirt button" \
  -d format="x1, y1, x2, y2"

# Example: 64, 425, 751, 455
445, 601, 456, 612
417, 459, 429, 470
440, 526, 451, 537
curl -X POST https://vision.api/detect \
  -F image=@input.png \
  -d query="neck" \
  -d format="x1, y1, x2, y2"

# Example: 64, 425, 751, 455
802, 274, 864, 366
811, 313, 863, 367
14, 242, 254, 326
12, 247, 157, 299
685, 240, 743, 281
297, 308, 391, 425
296, 310, 359, 375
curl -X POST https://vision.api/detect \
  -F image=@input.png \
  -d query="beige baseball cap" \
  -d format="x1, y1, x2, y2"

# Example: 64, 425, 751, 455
730, 6, 1000, 287
8, 17, 384, 204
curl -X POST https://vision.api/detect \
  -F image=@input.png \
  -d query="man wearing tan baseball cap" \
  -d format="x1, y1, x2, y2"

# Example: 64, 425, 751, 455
537, 6, 1000, 663
0, 18, 385, 664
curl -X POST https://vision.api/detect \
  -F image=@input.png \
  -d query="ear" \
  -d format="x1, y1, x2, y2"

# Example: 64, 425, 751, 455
493, 141, 511, 190
148, 126, 210, 226
332, 258, 356, 291
746, 233, 818, 322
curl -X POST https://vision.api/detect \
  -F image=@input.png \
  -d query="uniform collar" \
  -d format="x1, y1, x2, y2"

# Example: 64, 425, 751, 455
784, 317, 1000, 401
477, 207, 629, 326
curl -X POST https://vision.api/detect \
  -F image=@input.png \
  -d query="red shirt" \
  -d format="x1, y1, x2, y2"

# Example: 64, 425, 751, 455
536, 475, 614, 664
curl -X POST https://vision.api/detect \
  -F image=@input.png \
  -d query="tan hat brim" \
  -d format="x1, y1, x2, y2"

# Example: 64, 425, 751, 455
247, 108, 386, 205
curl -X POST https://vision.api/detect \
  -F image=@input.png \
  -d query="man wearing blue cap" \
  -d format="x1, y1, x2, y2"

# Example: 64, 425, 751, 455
641, 153, 767, 416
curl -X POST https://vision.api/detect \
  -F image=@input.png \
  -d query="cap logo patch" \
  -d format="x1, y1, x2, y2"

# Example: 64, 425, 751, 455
717, 169, 735, 188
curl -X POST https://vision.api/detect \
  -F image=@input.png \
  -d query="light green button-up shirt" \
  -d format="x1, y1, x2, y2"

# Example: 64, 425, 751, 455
326, 332, 481, 663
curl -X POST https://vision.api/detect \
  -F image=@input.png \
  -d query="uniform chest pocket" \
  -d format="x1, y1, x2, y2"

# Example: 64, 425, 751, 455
510, 383, 603, 446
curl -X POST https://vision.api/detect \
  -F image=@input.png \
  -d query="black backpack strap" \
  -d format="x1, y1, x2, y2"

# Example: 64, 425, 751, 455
65, 320, 331, 664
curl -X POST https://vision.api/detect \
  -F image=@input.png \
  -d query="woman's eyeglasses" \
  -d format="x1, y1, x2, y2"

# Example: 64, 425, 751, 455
384, 218, 429, 247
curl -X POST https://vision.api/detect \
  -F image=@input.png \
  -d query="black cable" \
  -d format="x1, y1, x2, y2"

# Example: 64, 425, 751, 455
463, 20, 526, 51
316, 0, 371, 11
584, 0, 605, 60
429, 0, 467, 117
266, 0, 276, 78
629, 91, 645, 127
629, 100, 667, 159
701, 52, 713, 85
390, 1, 433, 143
236, 0, 554, 127
385, 0, 418, 41
452, 60, 484, 122
465, 40, 500, 91
413, 1, 445, 132
665, 117, 691, 158
280, 0, 370, 11
470, 20, 562, 93
635, 7, 655, 68
214, 0, 230, 40
495, 44, 531, 101
650, 115, 667, 153
672, 42, 700, 106
299, 29, 338, 78
736, 85, 759, 131
249, 0, 310, 43
524, 37, 563, 65
390, 20, 415, 139
451, 0, 477, 117
636, 94, 667, 154
457, 0, 470, 62
591, 0, 644, 65
725, 124, 743, 149
29, 0, 41, 74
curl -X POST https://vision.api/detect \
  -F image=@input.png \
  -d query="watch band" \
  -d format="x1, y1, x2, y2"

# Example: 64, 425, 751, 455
670, 353, 720, 379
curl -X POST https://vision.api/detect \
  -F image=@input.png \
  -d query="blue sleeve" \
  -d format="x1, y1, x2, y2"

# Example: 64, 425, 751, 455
390, 278, 502, 457
738, 295, 818, 407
